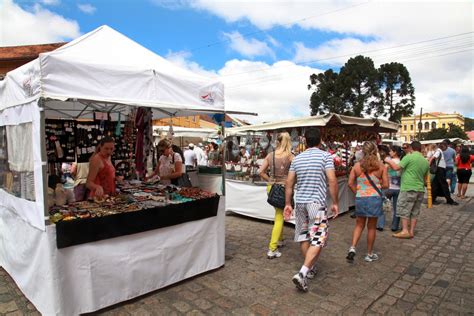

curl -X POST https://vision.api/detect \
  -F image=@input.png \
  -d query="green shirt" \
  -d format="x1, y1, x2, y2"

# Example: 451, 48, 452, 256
399, 151, 429, 192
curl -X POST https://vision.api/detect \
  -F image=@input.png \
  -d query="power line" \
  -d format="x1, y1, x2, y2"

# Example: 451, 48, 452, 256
221, 31, 473, 78
166, 1, 371, 57
226, 47, 473, 91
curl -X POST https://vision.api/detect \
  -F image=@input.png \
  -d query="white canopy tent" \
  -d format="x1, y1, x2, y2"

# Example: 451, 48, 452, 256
226, 113, 400, 135
153, 125, 218, 139
0, 25, 225, 231
0, 25, 227, 315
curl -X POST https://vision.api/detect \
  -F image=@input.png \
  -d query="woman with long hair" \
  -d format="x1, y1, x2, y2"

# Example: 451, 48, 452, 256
456, 146, 474, 198
86, 136, 116, 198
148, 139, 184, 185
259, 132, 294, 259
346, 141, 388, 263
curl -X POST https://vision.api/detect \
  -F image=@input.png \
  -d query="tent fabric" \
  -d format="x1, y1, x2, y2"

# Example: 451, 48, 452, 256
226, 113, 400, 135
0, 25, 224, 118
0, 25, 225, 230
153, 126, 218, 138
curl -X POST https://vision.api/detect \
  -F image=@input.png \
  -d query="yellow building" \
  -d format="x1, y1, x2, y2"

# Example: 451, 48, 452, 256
397, 112, 464, 142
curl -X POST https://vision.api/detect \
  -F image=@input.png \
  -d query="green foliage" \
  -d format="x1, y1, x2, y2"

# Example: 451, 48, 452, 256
375, 62, 415, 123
308, 69, 348, 115
308, 57, 415, 123
464, 117, 474, 131
422, 124, 468, 140
338, 55, 380, 117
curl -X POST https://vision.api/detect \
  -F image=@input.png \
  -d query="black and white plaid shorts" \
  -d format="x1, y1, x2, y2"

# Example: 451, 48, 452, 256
294, 203, 329, 247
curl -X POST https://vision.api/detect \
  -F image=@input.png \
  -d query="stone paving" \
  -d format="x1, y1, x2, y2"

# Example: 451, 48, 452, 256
1, 192, 473, 315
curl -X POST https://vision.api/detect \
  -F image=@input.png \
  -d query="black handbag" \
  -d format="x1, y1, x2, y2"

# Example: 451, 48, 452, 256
267, 151, 289, 209
429, 151, 441, 175
171, 153, 192, 187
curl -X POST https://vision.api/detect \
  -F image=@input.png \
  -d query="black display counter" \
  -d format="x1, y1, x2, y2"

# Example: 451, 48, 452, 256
56, 195, 220, 248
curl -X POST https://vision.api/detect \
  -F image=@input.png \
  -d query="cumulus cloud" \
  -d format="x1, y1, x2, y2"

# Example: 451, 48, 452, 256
0, 0, 80, 46
165, 50, 219, 78
77, 3, 97, 14
187, 0, 473, 118
219, 59, 323, 123
222, 31, 275, 59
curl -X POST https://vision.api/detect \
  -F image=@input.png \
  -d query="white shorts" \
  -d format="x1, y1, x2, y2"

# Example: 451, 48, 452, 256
294, 203, 329, 247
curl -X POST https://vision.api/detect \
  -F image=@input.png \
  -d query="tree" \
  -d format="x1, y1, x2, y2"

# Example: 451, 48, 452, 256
422, 123, 468, 140
308, 69, 348, 115
375, 62, 415, 123
338, 55, 379, 117
464, 117, 474, 131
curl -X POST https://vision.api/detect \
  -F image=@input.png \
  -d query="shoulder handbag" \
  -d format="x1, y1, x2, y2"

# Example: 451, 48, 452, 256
364, 172, 390, 212
267, 151, 287, 209
429, 150, 441, 175
171, 153, 192, 187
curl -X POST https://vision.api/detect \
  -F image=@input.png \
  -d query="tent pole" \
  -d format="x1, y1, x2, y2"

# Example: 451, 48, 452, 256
39, 98, 49, 218
221, 119, 226, 196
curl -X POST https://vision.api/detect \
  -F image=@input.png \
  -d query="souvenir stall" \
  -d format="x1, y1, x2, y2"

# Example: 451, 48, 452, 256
225, 113, 399, 221
0, 26, 227, 315
153, 125, 223, 194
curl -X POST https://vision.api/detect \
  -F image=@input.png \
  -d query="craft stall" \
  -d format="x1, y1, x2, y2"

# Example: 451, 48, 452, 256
225, 113, 399, 221
0, 25, 228, 315
153, 125, 223, 194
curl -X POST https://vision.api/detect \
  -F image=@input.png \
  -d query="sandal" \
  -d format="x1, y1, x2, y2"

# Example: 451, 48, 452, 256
392, 232, 411, 239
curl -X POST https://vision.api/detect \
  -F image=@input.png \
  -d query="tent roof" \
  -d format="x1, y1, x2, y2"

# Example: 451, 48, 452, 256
420, 138, 469, 145
153, 126, 218, 138
0, 25, 226, 120
226, 113, 400, 135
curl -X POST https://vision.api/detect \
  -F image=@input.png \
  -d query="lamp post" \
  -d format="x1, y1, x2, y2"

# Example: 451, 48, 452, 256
418, 108, 423, 140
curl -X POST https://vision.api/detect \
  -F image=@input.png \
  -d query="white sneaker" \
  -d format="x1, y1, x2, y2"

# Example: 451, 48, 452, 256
267, 249, 282, 259
306, 266, 317, 279
292, 272, 308, 292
346, 246, 356, 262
364, 253, 379, 262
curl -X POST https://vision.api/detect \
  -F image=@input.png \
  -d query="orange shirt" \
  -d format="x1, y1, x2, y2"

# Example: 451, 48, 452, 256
90, 155, 116, 197
456, 155, 474, 170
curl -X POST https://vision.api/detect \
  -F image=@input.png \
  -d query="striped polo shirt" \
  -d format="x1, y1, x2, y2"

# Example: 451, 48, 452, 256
289, 147, 334, 204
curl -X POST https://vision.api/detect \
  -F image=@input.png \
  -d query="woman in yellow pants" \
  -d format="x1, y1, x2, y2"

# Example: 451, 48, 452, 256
259, 132, 294, 259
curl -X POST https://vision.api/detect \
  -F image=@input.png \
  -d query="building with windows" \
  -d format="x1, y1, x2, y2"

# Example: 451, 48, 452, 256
397, 112, 464, 142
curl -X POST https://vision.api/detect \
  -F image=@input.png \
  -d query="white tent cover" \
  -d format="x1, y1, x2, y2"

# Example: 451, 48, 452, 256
0, 25, 225, 230
226, 113, 400, 135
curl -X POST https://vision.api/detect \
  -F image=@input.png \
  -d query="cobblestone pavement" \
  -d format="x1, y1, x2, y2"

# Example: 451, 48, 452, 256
1, 193, 473, 315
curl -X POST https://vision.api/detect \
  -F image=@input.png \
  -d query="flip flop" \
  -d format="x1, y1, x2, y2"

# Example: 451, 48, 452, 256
392, 232, 411, 239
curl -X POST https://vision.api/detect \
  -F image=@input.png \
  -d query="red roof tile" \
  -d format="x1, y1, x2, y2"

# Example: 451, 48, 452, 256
0, 43, 66, 60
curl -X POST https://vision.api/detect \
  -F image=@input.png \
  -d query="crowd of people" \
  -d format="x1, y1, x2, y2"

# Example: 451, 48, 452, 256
258, 130, 472, 293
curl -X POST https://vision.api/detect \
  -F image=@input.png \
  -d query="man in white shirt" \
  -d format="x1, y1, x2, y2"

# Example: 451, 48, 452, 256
183, 144, 197, 171
194, 143, 206, 166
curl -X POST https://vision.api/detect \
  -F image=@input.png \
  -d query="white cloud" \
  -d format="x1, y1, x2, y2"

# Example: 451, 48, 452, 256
77, 3, 96, 14
150, 0, 192, 10
222, 31, 275, 59
165, 50, 219, 78
187, 0, 473, 118
0, 0, 81, 46
219, 59, 323, 123
41, 0, 60, 5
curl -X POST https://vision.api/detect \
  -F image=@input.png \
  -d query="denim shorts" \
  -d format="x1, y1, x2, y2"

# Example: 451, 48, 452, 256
355, 196, 383, 218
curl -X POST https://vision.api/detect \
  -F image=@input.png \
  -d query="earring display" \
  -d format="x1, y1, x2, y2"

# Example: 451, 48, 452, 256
45, 119, 77, 163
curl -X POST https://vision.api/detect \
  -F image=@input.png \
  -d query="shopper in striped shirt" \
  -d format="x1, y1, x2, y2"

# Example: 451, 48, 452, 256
284, 128, 339, 292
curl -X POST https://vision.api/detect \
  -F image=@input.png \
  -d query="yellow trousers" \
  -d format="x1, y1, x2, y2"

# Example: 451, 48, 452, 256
267, 185, 284, 251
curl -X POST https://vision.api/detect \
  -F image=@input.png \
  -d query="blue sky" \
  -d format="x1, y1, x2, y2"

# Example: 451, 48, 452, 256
2, 0, 473, 123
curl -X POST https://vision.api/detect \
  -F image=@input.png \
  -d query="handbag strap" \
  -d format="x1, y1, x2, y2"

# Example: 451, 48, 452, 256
364, 171, 384, 198
272, 150, 276, 181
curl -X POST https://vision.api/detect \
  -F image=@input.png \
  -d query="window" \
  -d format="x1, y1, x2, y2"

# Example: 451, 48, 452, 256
431, 122, 436, 129
0, 124, 36, 201
410, 135, 414, 141
403, 125, 407, 131
410, 125, 413, 131
442, 123, 446, 129
424, 122, 430, 130
418, 122, 422, 130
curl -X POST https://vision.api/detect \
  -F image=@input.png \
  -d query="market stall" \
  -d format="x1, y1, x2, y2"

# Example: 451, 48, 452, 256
152, 125, 223, 193
0, 25, 227, 315
225, 113, 399, 220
